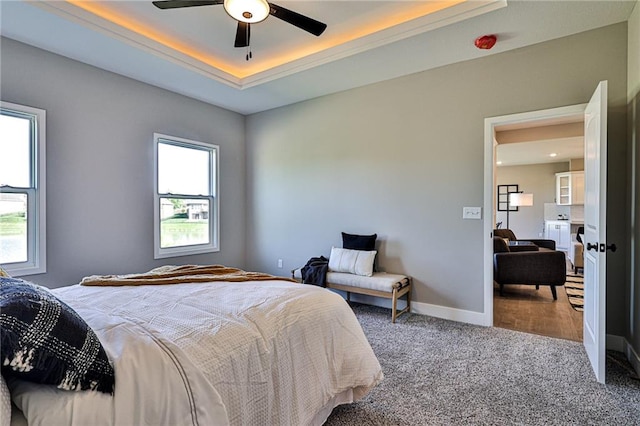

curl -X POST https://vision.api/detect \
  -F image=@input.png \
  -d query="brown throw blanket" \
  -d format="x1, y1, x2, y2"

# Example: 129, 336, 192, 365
80, 264, 296, 286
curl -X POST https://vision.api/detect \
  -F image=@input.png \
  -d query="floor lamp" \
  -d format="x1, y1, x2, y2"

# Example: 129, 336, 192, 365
506, 192, 534, 229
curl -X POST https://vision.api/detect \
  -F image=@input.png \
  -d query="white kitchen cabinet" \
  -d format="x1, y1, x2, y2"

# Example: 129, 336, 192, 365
545, 220, 571, 251
556, 171, 584, 205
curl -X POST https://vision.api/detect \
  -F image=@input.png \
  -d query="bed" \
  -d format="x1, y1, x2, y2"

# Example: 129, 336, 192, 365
2, 265, 383, 425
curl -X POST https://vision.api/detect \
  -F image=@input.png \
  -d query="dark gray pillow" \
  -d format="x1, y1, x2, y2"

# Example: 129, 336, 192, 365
342, 232, 377, 251
0, 277, 114, 394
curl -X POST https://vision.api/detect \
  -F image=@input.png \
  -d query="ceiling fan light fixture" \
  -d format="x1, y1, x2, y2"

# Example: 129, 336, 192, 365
224, 0, 270, 24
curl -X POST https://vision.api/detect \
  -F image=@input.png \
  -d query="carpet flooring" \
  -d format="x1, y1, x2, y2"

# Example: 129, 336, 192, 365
565, 273, 585, 312
325, 304, 640, 425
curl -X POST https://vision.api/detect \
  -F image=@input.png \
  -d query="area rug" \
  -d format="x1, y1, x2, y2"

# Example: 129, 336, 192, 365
565, 273, 584, 311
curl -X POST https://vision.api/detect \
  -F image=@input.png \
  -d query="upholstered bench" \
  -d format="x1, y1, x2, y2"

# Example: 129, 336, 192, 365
292, 269, 411, 323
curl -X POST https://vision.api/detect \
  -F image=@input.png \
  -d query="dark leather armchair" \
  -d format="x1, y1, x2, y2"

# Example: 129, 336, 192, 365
493, 228, 556, 250
493, 237, 566, 300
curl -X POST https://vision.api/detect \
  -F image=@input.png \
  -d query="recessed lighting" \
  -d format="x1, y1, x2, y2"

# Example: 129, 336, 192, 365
549, 153, 557, 157
496, 161, 502, 165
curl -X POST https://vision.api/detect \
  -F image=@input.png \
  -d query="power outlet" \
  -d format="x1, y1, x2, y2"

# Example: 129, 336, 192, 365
277, 259, 283, 268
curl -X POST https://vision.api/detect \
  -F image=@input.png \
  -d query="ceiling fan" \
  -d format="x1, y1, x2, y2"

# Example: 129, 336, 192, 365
152, 0, 327, 60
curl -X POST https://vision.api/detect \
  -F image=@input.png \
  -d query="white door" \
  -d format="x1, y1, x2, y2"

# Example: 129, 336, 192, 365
583, 81, 608, 383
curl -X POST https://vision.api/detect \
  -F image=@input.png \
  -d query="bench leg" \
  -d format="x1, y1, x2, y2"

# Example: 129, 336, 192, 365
392, 281, 411, 323
392, 289, 398, 323
347, 291, 351, 304
550, 286, 557, 300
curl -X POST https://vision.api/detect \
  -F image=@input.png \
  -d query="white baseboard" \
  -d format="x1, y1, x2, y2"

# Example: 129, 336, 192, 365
411, 300, 490, 326
623, 338, 640, 378
606, 334, 625, 352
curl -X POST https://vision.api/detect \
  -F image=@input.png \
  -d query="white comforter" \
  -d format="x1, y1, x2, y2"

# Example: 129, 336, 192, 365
10, 279, 382, 425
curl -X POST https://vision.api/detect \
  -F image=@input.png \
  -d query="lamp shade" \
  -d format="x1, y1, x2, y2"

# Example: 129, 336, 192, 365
509, 193, 533, 207
224, 0, 270, 23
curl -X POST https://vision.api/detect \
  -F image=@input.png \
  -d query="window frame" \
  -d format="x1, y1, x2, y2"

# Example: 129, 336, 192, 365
153, 133, 219, 259
0, 101, 47, 276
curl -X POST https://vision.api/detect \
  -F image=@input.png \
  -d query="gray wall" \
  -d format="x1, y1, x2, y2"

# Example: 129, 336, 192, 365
628, 2, 640, 363
0, 37, 247, 288
246, 23, 629, 333
496, 162, 569, 239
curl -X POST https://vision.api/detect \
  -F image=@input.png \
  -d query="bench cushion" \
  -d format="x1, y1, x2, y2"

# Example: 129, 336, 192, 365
327, 272, 407, 293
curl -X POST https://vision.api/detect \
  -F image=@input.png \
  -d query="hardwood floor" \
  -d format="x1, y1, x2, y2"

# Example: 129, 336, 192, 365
493, 280, 583, 342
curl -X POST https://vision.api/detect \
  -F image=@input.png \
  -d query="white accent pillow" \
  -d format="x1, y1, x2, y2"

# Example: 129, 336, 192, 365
328, 247, 377, 277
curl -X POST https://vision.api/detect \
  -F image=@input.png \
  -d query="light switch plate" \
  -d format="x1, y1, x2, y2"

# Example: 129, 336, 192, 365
463, 207, 482, 219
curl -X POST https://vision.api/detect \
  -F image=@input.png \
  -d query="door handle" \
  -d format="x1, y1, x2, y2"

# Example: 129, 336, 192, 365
600, 243, 617, 252
587, 242, 599, 251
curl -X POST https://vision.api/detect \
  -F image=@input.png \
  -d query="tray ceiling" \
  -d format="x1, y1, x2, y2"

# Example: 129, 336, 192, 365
1, 1, 636, 114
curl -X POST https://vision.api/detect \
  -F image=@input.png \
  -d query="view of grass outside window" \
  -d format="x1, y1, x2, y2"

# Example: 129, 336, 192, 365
0, 109, 35, 267
0, 194, 28, 263
155, 135, 218, 258
160, 197, 209, 248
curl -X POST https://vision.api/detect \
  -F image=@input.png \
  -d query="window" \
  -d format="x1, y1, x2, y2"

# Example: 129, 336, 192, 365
0, 101, 46, 275
154, 133, 219, 259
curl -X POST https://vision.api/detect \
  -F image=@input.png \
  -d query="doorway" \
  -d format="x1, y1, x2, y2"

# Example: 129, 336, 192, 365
482, 104, 588, 336
492, 113, 585, 341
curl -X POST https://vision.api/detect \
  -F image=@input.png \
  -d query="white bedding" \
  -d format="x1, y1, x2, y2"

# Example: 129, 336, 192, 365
9, 279, 382, 425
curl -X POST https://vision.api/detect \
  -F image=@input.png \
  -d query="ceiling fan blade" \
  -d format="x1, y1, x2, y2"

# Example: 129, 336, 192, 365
269, 3, 327, 37
152, 0, 223, 10
234, 21, 250, 48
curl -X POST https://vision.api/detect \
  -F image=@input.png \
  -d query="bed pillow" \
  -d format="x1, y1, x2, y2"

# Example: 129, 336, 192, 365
342, 232, 377, 251
0, 277, 115, 394
328, 247, 377, 277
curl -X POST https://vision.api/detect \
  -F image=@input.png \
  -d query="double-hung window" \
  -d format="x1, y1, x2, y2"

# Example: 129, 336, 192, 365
0, 101, 46, 275
154, 133, 219, 259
